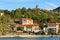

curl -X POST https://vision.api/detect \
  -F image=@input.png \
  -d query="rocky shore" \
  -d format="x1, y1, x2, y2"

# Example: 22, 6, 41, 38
0, 35, 60, 38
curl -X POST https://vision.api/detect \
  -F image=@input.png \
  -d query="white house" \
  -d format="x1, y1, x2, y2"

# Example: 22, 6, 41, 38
43, 23, 57, 34
0, 13, 4, 16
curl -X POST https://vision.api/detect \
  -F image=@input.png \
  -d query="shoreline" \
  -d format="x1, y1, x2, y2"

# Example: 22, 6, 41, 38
0, 35, 60, 38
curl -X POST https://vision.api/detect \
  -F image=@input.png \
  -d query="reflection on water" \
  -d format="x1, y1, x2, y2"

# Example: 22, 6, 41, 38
0, 37, 60, 40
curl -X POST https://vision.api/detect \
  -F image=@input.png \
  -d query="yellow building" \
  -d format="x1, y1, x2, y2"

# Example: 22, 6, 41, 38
14, 18, 40, 32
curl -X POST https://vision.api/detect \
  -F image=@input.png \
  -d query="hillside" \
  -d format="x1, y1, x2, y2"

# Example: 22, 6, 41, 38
0, 6, 60, 27
53, 6, 60, 11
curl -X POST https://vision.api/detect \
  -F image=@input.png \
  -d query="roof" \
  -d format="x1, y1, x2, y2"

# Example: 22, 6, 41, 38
15, 24, 39, 27
48, 23, 56, 27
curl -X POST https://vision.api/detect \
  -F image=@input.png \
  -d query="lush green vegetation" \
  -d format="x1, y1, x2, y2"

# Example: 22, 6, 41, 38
0, 5, 60, 28
48, 28, 56, 35
0, 5, 60, 35
17, 27, 24, 31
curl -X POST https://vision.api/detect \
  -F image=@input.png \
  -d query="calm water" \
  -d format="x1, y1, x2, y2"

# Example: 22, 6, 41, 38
0, 37, 60, 40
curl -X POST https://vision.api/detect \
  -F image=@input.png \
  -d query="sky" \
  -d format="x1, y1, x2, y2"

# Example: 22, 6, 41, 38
0, 0, 60, 10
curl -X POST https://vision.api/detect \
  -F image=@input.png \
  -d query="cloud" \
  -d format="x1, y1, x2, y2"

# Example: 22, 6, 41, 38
45, 2, 58, 8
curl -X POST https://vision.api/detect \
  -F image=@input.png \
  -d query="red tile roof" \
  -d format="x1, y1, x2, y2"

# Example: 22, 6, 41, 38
16, 24, 39, 27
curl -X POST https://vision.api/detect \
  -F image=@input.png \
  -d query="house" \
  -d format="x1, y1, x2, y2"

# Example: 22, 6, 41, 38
43, 23, 58, 34
14, 18, 40, 33
0, 13, 4, 16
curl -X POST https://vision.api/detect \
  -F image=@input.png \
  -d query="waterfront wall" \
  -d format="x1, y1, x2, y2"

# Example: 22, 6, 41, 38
0, 35, 60, 38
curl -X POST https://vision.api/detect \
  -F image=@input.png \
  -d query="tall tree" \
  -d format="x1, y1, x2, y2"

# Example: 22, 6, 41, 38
4, 10, 10, 15
15, 8, 21, 18
11, 10, 15, 18
21, 7, 27, 14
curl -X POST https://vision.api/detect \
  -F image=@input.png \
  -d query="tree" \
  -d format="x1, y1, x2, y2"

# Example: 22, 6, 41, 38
4, 10, 10, 15
14, 8, 21, 18
11, 10, 15, 18
0, 24, 12, 35
1, 16, 7, 24
21, 7, 27, 14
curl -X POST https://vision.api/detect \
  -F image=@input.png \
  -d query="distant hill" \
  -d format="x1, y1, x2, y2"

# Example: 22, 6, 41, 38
53, 6, 60, 11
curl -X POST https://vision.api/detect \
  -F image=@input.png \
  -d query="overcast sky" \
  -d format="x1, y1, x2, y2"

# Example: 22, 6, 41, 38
0, 0, 60, 10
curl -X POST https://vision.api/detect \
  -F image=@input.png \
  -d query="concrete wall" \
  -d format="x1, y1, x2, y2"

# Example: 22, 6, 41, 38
56, 24, 59, 33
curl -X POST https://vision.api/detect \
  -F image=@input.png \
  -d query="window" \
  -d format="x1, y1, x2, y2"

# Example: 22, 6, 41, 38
23, 20, 27, 24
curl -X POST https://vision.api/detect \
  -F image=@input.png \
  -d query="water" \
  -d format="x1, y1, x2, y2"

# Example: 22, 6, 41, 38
0, 37, 60, 40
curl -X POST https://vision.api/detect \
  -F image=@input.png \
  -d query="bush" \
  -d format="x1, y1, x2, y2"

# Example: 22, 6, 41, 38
23, 31, 28, 33
17, 27, 24, 31
48, 28, 56, 35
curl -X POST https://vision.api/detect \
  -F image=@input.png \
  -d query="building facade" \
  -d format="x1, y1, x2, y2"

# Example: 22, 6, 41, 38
43, 23, 60, 34
14, 18, 40, 32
